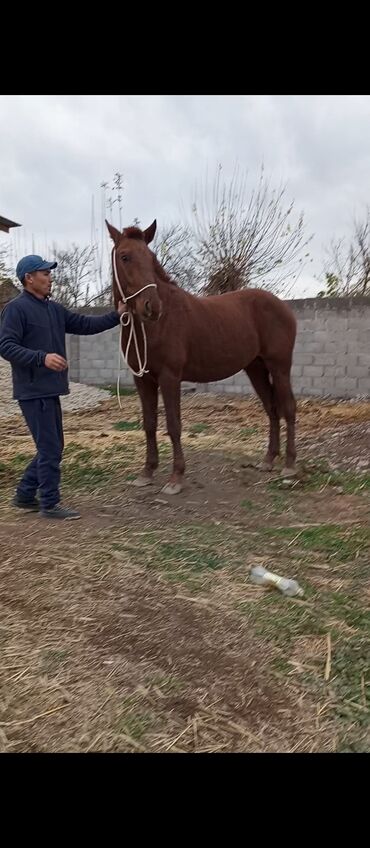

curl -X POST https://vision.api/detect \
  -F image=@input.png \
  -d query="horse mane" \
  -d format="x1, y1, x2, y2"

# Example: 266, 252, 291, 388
151, 254, 178, 287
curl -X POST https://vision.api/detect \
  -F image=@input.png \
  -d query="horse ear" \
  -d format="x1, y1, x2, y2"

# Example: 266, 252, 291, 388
105, 220, 121, 245
143, 220, 157, 245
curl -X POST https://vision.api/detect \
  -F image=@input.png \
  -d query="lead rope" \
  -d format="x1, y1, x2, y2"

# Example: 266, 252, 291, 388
112, 249, 157, 408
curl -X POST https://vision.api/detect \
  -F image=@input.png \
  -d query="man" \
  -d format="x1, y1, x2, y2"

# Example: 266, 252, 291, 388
0, 254, 125, 520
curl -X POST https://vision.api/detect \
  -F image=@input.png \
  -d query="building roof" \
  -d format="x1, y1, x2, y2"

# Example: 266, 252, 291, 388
0, 215, 21, 234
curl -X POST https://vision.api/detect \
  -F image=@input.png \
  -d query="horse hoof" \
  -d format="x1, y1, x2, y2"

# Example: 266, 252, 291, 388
161, 482, 183, 496
281, 467, 297, 478
260, 461, 273, 472
131, 476, 154, 488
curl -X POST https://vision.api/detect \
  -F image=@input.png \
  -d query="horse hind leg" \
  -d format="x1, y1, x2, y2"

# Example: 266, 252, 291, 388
268, 363, 297, 476
244, 357, 280, 470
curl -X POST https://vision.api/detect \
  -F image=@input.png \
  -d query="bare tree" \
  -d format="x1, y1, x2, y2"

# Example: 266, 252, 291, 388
152, 223, 199, 292
89, 164, 311, 301
319, 208, 370, 297
84, 222, 198, 303
85, 278, 113, 307
51, 244, 95, 307
185, 164, 312, 297
0, 246, 12, 282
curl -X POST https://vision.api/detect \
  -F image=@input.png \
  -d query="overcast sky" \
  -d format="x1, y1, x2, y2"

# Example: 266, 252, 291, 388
1, 94, 369, 297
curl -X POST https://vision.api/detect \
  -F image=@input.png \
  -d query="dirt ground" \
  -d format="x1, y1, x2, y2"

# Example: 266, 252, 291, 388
0, 391, 369, 752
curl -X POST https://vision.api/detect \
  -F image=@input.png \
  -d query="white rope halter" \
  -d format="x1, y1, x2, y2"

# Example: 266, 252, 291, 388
112, 248, 157, 407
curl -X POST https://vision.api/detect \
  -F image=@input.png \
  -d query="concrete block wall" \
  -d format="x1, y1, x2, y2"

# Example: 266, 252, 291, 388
73, 326, 135, 387
65, 307, 135, 388
288, 296, 370, 398
66, 297, 370, 399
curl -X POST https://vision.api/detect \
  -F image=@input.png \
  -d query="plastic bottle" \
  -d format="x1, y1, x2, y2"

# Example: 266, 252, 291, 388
250, 565, 304, 598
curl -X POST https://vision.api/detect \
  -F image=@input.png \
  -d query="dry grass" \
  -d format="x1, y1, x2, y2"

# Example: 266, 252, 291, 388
0, 393, 369, 753
0, 528, 336, 753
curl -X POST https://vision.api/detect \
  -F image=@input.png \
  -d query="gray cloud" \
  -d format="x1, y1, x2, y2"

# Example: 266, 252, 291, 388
1, 94, 369, 296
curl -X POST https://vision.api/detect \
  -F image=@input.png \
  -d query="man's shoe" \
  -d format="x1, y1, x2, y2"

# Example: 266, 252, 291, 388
12, 495, 39, 511
41, 504, 81, 520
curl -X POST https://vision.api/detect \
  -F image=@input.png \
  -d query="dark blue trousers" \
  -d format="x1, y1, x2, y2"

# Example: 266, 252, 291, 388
17, 397, 64, 510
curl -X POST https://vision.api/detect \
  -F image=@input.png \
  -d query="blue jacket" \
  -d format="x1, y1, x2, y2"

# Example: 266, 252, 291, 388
0, 291, 120, 401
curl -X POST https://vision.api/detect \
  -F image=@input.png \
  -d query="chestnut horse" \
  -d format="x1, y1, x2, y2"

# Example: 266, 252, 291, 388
106, 219, 297, 495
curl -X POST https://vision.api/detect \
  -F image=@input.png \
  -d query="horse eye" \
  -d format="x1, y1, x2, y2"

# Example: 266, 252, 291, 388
120, 254, 129, 262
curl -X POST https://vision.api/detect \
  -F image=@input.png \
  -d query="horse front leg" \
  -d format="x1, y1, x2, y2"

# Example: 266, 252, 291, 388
159, 369, 185, 495
132, 373, 159, 487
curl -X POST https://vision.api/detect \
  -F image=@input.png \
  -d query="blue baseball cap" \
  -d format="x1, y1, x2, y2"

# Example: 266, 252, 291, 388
16, 254, 58, 282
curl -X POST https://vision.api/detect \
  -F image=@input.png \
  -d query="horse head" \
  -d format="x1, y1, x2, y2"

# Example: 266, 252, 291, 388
106, 219, 162, 322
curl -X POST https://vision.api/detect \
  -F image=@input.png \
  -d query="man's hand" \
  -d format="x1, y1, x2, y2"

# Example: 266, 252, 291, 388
117, 300, 128, 317
45, 353, 68, 371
